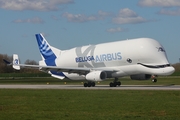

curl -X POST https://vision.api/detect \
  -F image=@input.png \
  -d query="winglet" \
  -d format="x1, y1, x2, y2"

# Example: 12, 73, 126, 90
13, 54, 20, 70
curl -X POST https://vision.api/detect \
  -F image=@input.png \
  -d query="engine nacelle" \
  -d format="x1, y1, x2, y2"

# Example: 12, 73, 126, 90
130, 74, 151, 80
86, 71, 107, 81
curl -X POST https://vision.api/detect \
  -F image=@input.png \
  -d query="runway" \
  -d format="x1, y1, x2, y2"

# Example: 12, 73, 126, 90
0, 84, 180, 90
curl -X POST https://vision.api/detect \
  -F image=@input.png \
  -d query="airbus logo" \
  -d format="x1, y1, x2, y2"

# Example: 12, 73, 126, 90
75, 45, 121, 68
14, 59, 19, 65
76, 52, 122, 63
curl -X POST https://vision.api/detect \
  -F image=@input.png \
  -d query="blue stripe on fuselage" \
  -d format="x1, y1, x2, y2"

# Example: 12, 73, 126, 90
50, 71, 66, 78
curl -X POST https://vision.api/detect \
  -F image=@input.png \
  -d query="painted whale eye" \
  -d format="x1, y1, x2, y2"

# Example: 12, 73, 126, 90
127, 58, 132, 63
157, 47, 165, 52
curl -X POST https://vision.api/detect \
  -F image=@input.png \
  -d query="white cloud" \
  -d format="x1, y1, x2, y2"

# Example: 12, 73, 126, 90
51, 15, 59, 21
62, 12, 95, 22
98, 10, 111, 17
0, 0, 74, 11
138, 0, 180, 16
63, 9, 147, 24
138, 0, 180, 7
107, 27, 127, 33
112, 8, 147, 24
62, 9, 147, 24
13, 17, 44, 24
159, 8, 180, 16
62, 10, 111, 23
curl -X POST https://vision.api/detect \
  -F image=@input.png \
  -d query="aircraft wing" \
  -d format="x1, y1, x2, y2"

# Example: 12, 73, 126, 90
4, 54, 118, 75
14, 63, 118, 75
3, 55, 117, 76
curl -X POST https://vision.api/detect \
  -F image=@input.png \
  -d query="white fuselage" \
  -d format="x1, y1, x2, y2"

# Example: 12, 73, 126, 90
52, 38, 174, 80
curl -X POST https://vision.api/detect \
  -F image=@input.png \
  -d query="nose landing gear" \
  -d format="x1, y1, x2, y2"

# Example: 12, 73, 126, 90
152, 75, 157, 83
152, 79, 157, 83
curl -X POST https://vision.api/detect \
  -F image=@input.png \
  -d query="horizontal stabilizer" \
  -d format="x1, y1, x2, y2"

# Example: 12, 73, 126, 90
3, 59, 11, 65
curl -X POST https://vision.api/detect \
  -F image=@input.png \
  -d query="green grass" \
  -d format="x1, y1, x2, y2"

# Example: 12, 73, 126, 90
0, 76, 180, 85
0, 77, 180, 119
0, 71, 180, 79
0, 89, 180, 120
171, 71, 180, 76
0, 73, 50, 77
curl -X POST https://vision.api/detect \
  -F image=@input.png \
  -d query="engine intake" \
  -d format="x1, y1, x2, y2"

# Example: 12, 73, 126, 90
86, 71, 107, 81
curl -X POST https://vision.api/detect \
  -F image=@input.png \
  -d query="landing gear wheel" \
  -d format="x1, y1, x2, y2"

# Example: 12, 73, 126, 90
84, 82, 96, 87
113, 82, 117, 87
88, 82, 91, 87
84, 83, 88, 87
91, 82, 95, 87
110, 82, 114, 87
109, 82, 121, 87
152, 79, 157, 83
117, 81, 121, 86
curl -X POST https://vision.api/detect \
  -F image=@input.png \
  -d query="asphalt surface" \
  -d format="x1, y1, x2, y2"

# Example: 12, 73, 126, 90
0, 84, 179, 90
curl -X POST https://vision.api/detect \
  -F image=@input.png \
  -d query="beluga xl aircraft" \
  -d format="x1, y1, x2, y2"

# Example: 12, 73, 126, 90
5, 34, 175, 87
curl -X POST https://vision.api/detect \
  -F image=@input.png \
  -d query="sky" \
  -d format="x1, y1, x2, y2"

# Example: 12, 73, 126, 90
0, 0, 180, 64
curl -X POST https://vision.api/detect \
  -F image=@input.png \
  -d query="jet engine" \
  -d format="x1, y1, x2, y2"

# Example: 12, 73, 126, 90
130, 74, 151, 80
86, 71, 107, 81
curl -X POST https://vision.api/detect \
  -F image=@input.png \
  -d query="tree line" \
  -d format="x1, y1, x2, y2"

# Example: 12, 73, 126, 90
0, 53, 180, 73
173, 63, 180, 71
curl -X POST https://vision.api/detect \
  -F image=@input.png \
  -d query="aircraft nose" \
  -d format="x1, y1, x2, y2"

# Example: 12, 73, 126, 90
164, 66, 175, 75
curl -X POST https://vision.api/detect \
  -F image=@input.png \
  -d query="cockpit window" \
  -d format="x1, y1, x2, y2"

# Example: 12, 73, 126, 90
127, 58, 132, 63
157, 47, 165, 52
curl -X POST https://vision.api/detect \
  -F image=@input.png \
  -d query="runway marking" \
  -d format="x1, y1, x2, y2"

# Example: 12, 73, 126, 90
0, 85, 180, 90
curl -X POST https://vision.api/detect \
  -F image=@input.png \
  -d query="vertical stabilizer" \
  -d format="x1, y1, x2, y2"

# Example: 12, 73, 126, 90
13, 54, 20, 70
35, 33, 61, 66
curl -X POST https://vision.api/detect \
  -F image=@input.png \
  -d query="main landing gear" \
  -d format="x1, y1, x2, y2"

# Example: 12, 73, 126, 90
84, 82, 95, 87
84, 78, 122, 87
109, 77, 121, 87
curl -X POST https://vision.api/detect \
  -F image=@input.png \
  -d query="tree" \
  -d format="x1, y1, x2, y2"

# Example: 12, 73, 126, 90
0, 54, 14, 73
172, 63, 180, 71
24, 59, 38, 65
0, 54, 40, 73
22, 59, 40, 73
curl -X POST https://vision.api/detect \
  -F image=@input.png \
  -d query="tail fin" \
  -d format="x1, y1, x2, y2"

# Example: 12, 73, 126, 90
35, 33, 61, 66
13, 54, 20, 70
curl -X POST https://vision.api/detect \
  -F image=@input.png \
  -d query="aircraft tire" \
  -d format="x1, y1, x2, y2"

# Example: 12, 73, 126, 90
110, 82, 114, 87
117, 81, 121, 86
152, 79, 157, 83
88, 82, 91, 87
84, 83, 88, 87
113, 82, 117, 87
91, 82, 95, 87
110, 82, 121, 87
